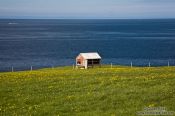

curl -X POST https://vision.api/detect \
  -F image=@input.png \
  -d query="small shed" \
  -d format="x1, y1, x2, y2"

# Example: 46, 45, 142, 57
76, 52, 101, 69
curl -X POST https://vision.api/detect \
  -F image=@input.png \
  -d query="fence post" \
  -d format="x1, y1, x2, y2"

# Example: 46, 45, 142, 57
11, 66, 14, 72
149, 62, 151, 67
168, 61, 170, 67
31, 66, 32, 71
131, 61, 133, 68
111, 63, 113, 69
73, 64, 74, 69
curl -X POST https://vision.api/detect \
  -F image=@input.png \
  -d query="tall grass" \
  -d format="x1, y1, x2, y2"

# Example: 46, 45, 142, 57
0, 66, 175, 116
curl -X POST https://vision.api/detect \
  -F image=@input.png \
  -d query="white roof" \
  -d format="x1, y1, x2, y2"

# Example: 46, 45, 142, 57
80, 52, 101, 59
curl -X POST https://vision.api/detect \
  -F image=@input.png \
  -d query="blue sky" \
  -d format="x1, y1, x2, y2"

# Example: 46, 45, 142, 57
0, 0, 175, 19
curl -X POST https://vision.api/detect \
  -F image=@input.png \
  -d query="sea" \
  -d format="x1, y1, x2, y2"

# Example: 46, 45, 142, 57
0, 19, 175, 72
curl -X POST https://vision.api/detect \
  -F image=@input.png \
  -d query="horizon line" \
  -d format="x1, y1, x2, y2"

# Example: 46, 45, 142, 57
0, 18, 175, 20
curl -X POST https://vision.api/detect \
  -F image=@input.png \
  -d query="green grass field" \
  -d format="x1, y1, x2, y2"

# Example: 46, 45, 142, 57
0, 66, 175, 116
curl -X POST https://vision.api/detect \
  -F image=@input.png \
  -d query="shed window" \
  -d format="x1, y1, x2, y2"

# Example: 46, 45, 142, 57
77, 61, 81, 64
88, 59, 100, 65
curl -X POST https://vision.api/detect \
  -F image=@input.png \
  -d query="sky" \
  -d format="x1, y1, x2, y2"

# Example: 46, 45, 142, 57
0, 0, 175, 19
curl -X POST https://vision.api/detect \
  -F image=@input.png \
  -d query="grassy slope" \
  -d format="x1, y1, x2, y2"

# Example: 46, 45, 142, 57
0, 66, 175, 116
